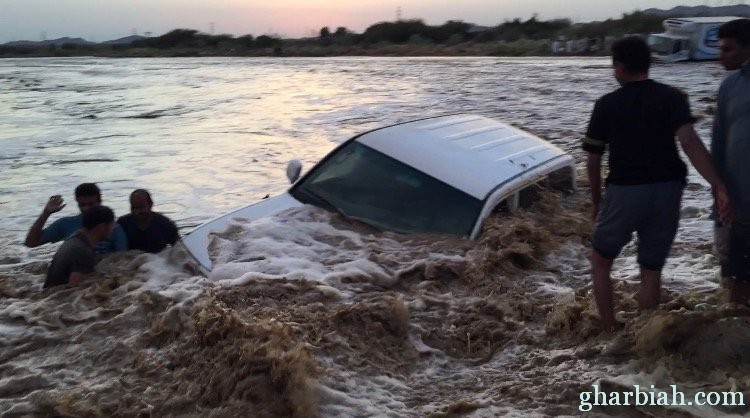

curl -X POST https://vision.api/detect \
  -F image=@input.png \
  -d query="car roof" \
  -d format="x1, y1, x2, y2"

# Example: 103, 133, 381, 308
355, 114, 571, 200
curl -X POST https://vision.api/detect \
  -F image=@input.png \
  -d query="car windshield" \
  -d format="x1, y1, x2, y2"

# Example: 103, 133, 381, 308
290, 141, 483, 236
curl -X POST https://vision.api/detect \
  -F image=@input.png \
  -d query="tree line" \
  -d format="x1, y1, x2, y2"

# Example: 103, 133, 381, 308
174, 11, 660, 48
0, 11, 665, 56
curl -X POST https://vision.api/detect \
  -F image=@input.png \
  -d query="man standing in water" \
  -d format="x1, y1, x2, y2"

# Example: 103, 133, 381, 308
712, 19, 750, 303
583, 37, 732, 330
117, 189, 179, 253
25, 183, 127, 254
44, 206, 116, 288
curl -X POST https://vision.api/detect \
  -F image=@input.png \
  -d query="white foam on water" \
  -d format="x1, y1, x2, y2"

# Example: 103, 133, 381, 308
209, 206, 450, 290
318, 375, 410, 418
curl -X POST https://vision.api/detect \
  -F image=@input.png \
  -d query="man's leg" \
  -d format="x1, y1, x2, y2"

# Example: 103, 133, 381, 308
729, 221, 750, 304
637, 181, 682, 312
639, 268, 661, 310
592, 250, 616, 330
591, 183, 640, 331
730, 280, 750, 305
714, 223, 731, 287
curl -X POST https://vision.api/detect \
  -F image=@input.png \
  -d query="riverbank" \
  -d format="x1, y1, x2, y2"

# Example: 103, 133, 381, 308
0, 39, 607, 58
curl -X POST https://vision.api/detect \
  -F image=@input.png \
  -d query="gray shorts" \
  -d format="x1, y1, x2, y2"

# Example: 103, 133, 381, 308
593, 181, 684, 270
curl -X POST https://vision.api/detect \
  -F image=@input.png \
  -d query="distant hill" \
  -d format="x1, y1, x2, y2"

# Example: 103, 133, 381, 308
100, 35, 146, 45
4, 37, 96, 47
643, 4, 750, 18
2, 35, 146, 47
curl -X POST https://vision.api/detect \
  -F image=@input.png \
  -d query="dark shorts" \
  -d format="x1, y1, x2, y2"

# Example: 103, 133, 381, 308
730, 220, 750, 282
592, 181, 684, 270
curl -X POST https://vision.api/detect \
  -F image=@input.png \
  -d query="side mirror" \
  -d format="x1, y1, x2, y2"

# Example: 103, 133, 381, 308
286, 159, 302, 184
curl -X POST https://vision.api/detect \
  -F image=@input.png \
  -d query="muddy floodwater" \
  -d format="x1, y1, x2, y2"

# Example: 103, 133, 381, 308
1, 57, 748, 417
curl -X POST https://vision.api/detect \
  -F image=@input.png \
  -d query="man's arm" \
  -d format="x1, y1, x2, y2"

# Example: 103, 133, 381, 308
24, 195, 66, 247
587, 152, 603, 222
583, 98, 607, 222
676, 123, 733, 223
711, 83, 728, 225
711, 82, 728, 175
711, 112, 726, 174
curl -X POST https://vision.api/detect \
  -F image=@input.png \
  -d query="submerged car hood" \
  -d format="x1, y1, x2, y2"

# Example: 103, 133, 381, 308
179, 192, 303, 272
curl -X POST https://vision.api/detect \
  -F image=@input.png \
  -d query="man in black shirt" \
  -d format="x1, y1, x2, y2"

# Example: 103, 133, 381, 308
45, 206, 116, 288
117, 189, 179, 253
584, 37, 732, 331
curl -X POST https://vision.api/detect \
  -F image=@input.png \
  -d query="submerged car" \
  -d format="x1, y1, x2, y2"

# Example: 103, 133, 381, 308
180, 114, 575, 272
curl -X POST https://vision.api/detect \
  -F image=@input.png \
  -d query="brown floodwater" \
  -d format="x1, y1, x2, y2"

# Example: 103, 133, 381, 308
0, 57, 743, 417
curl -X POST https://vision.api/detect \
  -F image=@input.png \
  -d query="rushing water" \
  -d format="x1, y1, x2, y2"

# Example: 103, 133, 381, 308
1, 57, 747, 417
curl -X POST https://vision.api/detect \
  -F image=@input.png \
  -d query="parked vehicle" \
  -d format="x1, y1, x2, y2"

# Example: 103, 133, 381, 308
179, 114, 576, 273
648, 16, 741, 62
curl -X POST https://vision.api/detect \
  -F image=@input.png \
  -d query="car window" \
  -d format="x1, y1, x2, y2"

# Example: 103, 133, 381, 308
290, 141, 482, 236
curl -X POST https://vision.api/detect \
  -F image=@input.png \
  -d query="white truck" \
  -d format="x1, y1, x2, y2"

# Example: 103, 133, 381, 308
648, 16, 741, 62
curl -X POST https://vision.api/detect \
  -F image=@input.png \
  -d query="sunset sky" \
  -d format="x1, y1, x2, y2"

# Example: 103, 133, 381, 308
0, 0, 732, 43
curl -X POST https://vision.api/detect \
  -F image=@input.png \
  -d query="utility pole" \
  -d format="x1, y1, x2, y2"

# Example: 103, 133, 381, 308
396, 6, 402, 21
40, 31, 47, 41
209, 22, 215, 35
